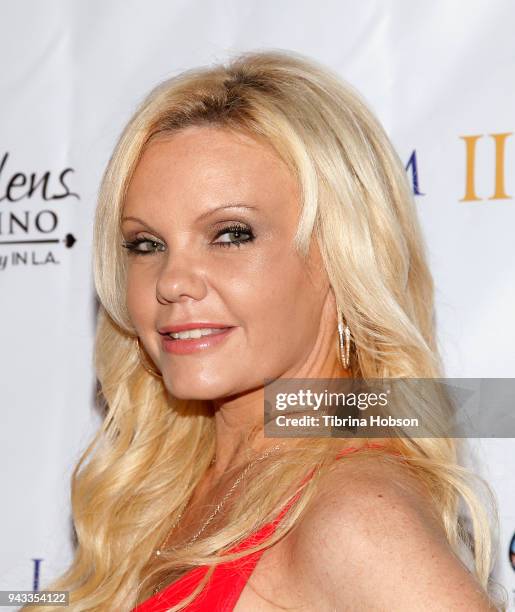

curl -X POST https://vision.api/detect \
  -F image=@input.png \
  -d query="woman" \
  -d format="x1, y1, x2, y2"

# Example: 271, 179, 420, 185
32, 49, 506, 611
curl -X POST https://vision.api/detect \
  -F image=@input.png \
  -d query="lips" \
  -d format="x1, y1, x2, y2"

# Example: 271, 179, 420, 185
158, 322, 233, 334
160, 326, 236, 355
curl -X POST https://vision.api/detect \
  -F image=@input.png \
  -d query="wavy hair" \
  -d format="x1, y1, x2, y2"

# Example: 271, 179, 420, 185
29, 49, 506, 610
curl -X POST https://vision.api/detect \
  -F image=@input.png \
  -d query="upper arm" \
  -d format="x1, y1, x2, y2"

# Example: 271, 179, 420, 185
287, 456, 496, 611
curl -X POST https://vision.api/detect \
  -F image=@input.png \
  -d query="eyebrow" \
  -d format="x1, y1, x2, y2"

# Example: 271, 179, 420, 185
121, 203, 258, 228
195, 203, 258, 222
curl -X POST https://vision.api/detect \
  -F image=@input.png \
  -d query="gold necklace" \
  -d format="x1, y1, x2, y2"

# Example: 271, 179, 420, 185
151, 443, 285, 596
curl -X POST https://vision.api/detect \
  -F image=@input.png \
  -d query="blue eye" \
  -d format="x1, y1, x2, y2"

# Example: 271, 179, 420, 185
121, 237, 164, 255
213, 224, 255, 248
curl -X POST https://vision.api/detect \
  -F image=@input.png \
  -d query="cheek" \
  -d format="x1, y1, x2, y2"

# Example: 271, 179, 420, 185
226, 251, 323, 351
125, 267, 156, 331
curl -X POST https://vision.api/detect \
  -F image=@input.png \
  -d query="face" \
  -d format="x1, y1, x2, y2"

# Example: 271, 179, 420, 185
121, 125, 333, 400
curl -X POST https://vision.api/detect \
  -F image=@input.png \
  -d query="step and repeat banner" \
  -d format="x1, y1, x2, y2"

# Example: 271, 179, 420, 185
0, 1, 514, 609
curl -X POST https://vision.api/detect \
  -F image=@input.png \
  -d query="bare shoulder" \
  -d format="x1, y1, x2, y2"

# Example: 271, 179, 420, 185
286, 452, 497, 611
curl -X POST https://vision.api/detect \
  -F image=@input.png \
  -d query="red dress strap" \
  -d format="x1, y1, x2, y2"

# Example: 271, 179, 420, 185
133, 442, 391, 611
133, 479, 305, 612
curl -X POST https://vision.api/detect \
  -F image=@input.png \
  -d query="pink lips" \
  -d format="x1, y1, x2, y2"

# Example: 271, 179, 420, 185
158, 322, 233, 334
160, 326, 235, 355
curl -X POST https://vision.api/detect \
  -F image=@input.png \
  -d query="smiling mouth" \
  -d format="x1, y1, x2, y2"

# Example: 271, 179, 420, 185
160, 326, 236, 355
163, 327, 232, 341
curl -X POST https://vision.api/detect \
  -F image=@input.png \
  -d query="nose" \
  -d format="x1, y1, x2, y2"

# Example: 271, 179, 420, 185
155, 254, 208, 305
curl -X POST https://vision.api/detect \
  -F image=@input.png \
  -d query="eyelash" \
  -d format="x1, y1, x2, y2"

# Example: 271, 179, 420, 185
121, 223, 255, 256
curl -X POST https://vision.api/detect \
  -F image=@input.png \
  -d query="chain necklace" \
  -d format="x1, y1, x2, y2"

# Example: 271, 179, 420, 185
151, 443, 285, 596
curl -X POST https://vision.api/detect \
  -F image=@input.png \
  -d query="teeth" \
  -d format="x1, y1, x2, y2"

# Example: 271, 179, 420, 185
168, 327, 227, 340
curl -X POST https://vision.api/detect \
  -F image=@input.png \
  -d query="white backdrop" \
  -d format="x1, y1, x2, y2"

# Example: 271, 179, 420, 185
0, 1, 514, 609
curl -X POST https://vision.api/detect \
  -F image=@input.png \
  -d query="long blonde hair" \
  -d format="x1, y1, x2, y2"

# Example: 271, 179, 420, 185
31, 49, 506, 610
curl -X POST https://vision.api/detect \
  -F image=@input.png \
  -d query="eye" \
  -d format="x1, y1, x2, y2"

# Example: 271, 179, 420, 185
212, 224, 255, 248
121, 237, 165, 255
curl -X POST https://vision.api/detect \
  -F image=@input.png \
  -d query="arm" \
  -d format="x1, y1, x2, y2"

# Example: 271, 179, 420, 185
287, 456, 498, 611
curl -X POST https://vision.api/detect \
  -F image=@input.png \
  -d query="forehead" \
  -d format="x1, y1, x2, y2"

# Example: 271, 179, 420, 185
123, 125, 299, 217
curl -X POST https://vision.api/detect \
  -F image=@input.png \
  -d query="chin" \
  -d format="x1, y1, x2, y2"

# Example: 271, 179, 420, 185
163, 377, 234, 402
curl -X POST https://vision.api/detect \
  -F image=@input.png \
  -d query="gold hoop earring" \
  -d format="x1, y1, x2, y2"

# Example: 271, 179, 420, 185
136, 337, 163, 378
336, 306, 351, 370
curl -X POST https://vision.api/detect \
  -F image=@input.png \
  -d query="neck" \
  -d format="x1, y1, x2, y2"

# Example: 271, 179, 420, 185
208, 347, 348, 478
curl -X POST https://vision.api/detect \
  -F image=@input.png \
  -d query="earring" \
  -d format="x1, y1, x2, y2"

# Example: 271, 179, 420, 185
336, 306, 351, 370
136, 337, 163, 378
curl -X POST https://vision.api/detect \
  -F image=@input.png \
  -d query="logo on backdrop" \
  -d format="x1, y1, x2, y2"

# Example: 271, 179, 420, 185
406, 132, 513, 203
509, 531, 515, 572
31, 558, 43, 590
460, 133, 513, 202
0, 151, 79, 270
405, 150, 425, 196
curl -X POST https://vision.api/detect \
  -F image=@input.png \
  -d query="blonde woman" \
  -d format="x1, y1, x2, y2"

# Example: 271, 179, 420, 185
31, 49, 506, 611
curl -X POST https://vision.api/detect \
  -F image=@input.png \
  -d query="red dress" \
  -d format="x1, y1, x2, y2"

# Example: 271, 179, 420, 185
133, 442, 389, 611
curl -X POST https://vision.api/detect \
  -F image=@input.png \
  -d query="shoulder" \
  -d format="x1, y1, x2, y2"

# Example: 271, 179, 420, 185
286, 452, 496, 611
